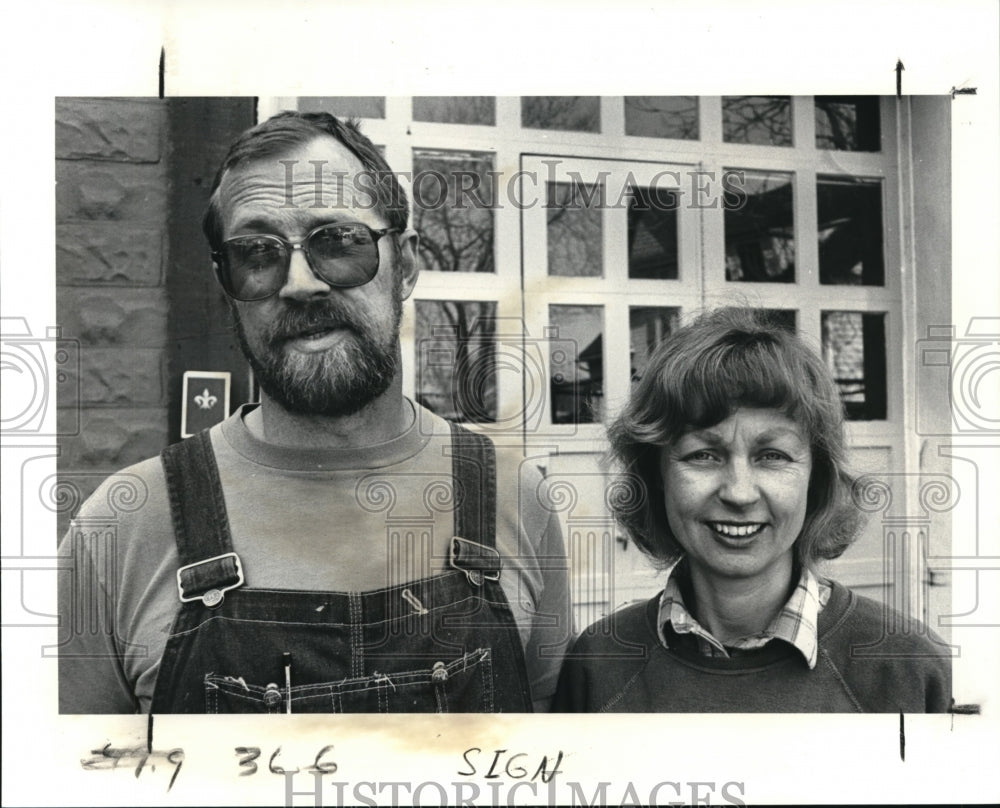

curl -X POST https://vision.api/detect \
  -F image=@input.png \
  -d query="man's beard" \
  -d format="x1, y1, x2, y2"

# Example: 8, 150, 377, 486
231, 284, 402, 418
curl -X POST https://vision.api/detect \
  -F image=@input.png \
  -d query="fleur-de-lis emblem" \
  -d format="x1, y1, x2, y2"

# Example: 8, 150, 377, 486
194, 388, 218, 410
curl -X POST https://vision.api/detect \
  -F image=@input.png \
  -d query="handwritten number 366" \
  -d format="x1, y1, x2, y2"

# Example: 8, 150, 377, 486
235, 745, 338, 776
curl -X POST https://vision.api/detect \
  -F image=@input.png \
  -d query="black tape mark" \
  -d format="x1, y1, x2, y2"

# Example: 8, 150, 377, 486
899, 711, 905, 762
147, 713, 153, 754
951, 87, 978, 98
158, 47, 165, 99
896, 60, 905, 98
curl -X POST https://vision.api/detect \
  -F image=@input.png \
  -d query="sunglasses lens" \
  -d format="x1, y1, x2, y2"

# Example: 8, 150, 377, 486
307, 224, 380, 287
217, 224, 387, 300
221, 236, 286, 300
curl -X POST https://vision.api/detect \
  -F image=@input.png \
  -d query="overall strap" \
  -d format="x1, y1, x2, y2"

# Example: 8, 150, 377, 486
447, 422, 500, 584
161, 429, 243, 605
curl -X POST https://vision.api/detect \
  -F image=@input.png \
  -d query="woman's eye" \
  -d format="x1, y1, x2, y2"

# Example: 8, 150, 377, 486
759, 449, 790, 462
684, 450, 718, 462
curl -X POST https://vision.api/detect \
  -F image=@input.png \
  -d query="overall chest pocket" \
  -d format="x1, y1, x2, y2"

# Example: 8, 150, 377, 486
203, 648, 495, 713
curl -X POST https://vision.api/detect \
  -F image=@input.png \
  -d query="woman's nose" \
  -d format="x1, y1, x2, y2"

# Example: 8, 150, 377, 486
718, 458, 760, 506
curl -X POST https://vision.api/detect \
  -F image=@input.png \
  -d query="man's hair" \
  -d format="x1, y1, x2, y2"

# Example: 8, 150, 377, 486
202, 111, 409, 252
606, 306, 863, 570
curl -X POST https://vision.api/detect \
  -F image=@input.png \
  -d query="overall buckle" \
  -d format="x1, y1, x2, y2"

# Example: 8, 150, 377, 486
176, 552, 244, 607
449, 537, 501, 587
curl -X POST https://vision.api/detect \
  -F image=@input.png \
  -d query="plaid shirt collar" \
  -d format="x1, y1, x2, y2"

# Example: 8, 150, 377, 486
656, 557, 832, 669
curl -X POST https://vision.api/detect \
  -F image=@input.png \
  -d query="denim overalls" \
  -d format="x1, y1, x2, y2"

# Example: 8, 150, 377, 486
150, 424, 533, 713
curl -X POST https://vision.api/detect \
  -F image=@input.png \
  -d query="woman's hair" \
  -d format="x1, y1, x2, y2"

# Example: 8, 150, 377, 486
607, 306, 863, 569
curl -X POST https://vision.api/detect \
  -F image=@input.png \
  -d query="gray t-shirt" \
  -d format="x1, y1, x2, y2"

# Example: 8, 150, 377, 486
57, 402, 572, 713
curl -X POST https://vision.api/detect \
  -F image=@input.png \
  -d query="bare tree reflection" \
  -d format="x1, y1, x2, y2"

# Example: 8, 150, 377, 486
624, 96, 699, 139
413, 97, 496, 126
722, 96, 792, 146
522, 96, 601, 132
411, 150, 498, 422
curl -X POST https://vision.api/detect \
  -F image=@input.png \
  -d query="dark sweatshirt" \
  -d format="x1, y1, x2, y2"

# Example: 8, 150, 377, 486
554, 581, 952, 713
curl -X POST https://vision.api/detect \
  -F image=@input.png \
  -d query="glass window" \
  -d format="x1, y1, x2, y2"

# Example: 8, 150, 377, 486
413, 97, 496, 126
522, 96, 601, 133
815, 96, 881, 151
550, 305, 604, 424
415, 300, 497, 422
624, 96, 698, 139
547, 181, 603, 277
629, 307, 679, 383
822, 311, 887, 420
818, 176, 885, 286
298, 97, 385, 119
627, 186, 679, 280
412, 149, 495, 273
722, 96, 793, 146
724, 170, 795, 283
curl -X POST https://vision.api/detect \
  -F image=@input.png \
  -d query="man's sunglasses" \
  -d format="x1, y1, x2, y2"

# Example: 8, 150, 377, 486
212, 222, 400, 301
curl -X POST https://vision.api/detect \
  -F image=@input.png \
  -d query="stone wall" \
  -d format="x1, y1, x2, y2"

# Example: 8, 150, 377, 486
56, 98, 171, 534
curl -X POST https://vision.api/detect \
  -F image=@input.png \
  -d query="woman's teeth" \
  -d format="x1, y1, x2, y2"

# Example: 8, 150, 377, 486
709, 522, 765, 538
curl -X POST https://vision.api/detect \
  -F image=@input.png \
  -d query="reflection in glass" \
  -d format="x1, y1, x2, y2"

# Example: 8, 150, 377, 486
624, 96, 698, 139
815, 96, 881, 151
547, 181, 603, 277
821, 311, 887, 420
550, 305, 604, 424
724, 171, 795, 283
416, 300, 497, 422
412, 149, 495, 273
298, 97, 385, 119
818, 177, 884, 286
522, 97, 601, 132
413, 97, 496, 126
627, 186, 679, 279
629, 307, 679, 383
722, 96, 793, 146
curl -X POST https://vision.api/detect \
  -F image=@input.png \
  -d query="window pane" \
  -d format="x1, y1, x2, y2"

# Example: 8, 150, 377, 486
754, 308, 797, 332
522, 96, 600, 133
815, 96, 881, 151
416, 300, 497, 422
629, 306, 679, 383
412, 149, 495, 273
413, 97, 496, 126
818, 176, 885, 285
722, 96, 793, 146
724, 170, 795, 283
822, 311, 887, 420
627, 186, 679, 279
624, 96, 699, 139
550, 305, 604, 424
547, 181, 603, 277
298, 97, 385, 119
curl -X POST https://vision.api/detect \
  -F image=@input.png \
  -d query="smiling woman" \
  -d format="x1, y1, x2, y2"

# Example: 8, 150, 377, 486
553, 307, 953, 713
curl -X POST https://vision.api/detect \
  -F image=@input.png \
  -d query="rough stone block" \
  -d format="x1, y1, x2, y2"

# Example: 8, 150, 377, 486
56, 162, 167, 222
57, 407, 169, 470
55, 98, 163, 163
56, 288, 169, 348
56, 224, 163, 286
76, 348, 166, 406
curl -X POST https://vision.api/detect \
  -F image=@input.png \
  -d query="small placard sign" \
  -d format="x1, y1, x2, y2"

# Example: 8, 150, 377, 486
181, 371, 231, 438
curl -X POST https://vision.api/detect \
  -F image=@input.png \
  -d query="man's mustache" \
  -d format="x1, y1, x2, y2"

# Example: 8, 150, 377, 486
263, 301, 368, 343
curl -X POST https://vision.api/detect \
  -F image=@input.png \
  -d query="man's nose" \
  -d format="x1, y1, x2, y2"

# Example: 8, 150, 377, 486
278, 247, 332, 301
718, 458, 760, 507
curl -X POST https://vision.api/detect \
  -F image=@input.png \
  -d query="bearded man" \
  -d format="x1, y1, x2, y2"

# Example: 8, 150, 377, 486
58, 111, 571, 714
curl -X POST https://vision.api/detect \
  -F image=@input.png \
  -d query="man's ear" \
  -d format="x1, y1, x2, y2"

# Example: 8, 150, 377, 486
395, 228, 420, 300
